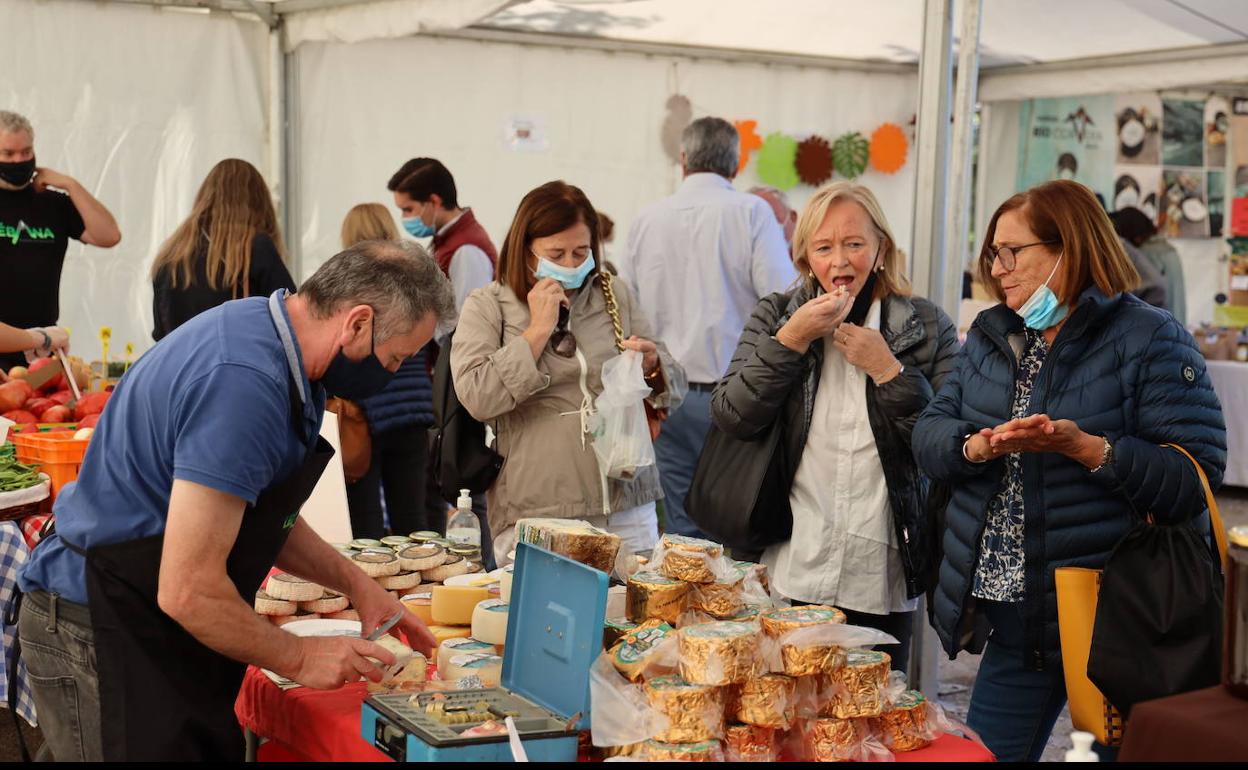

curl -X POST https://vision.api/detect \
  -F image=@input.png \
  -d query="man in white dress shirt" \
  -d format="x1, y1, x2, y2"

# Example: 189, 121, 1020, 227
620, 117, 797, 537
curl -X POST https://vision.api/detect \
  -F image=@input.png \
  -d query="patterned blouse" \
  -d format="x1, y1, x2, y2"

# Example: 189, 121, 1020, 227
973, 329, 1048, 602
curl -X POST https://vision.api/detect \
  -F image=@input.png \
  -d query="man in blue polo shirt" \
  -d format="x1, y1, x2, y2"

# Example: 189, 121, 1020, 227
18, 240, 454, 761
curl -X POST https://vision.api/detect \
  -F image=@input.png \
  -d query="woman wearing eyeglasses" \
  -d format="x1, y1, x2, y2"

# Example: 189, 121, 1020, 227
711, 181, 960, 671
450, 181, 684, 565
913, 180, 1225, 761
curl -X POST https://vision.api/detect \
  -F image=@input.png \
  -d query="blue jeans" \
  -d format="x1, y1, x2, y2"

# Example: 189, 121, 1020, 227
652, 388, 712, 538
967, 600, 1116, 762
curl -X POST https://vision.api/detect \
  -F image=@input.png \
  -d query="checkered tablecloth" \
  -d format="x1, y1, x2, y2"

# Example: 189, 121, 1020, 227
0, 521, 37, 726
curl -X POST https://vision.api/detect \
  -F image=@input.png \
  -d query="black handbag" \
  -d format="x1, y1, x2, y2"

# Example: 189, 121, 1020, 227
1086, 447, 1226, 717
429, 334, 503, 505
684, 414, 791, 552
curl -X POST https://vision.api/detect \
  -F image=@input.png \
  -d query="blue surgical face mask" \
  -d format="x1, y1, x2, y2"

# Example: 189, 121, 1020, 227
1017, 255, 1068, 330
402, 216, 435, 239
534, 250, 596, 290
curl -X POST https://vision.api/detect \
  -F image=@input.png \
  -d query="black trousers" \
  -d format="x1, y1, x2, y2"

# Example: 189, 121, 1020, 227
346, 423, 432, 539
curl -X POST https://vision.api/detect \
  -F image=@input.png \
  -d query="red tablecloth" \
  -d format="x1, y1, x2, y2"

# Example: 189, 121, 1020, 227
235, 666, 994, 763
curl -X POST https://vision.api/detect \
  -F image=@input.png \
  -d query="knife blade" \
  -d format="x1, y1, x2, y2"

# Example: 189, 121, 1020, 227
366, 609, 404, 642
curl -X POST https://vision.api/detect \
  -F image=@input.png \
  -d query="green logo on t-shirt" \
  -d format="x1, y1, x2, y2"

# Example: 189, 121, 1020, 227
1, 220, 56, 244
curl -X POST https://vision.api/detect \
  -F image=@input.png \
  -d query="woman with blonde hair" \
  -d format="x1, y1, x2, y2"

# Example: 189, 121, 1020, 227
711, 181, 960, 670
337, 203, 444, 542
151, 159, 294, 340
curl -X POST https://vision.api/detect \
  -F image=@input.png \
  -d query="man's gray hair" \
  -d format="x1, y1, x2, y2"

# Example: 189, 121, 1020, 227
0, 111, 33, 139
300, 240, 455, 342
749, 185, 792, 212
681, 116, 739, 178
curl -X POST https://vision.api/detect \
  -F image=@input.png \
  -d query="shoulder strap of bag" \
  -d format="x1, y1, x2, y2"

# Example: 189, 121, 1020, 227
1162, 443, 1229, 571
600, 272, 625, 352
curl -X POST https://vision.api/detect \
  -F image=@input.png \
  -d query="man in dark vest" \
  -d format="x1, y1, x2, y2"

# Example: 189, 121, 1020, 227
388, 158, 497, 317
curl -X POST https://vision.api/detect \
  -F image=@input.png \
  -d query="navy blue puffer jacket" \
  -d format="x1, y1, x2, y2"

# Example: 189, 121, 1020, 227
359, 347, 434, 436
913, 288, 1226, 672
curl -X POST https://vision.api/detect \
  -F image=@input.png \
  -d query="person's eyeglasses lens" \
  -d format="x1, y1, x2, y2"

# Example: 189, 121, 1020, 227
550, 305, 576, 357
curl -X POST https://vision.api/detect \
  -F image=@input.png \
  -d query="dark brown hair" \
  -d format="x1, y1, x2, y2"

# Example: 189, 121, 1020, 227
499, 181, 601, 301
977, 180, 1139, 304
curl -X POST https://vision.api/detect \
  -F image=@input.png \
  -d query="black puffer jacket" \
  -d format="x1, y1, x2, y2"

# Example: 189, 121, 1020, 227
711, 280, 960, 599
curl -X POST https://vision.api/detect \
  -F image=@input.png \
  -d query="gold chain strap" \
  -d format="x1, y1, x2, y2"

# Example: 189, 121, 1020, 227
600, 272, 625, 351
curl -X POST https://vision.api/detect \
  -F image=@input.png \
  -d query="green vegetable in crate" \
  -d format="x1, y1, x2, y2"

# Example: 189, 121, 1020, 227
0, 456, 44, 492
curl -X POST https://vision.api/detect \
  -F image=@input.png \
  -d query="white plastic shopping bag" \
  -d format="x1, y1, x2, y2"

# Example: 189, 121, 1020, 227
589, 350, 656, 480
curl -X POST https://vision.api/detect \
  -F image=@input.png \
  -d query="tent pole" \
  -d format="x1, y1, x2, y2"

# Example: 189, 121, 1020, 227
907, 0, 954, 700
942, 0, 983, 314
278, 28, 302, 280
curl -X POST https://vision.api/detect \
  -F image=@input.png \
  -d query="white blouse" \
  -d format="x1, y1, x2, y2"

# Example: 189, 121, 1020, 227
762, 300, 917, 616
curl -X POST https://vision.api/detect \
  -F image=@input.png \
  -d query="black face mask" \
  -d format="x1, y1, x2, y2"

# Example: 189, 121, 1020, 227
0, 157, 35, 189
318, 320, 397, 400
844, 248, 883, 326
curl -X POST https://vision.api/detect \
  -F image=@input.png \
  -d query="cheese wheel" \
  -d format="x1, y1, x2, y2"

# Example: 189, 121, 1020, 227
350, 538, 384, 550
408, 530, 441, 543
401, 592, 434, 625
324, 608, 360, 621
428, 624, 473, 645
514, 518, 621, 574
255, 589, 297, 616
376, 570, 421, 592
265, 573, 324, 602
352, 551, 401, 577
499, 565, 515, 603
627, 571, 688, 625
471, 599, 510, 645
422, 554, 471, 583
398, 544, 447, 572
273, 612, 320, 627
437, 637, 498, 678
381, 535, 413, 548
299, 591, 349, 615
446, 652, 503, 687
432, 585, 491, 626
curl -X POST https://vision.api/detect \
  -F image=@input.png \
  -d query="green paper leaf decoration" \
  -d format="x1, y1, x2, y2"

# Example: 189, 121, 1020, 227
755, 132, 800, 191
832, 132, 870, 179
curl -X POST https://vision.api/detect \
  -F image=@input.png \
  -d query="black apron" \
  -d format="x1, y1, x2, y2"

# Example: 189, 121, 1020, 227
63, 294, 334, 761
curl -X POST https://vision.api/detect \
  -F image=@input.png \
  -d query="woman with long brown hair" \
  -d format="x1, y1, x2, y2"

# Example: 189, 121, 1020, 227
150, 159, 294, 340
451, 181, 685, 565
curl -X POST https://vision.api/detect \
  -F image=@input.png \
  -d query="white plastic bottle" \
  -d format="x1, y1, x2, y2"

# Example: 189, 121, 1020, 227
446, 488, 481, 548
1065, 731, 1098, 762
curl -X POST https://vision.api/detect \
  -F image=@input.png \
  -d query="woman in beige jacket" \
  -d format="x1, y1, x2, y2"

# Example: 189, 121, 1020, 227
451, 181, 685, 565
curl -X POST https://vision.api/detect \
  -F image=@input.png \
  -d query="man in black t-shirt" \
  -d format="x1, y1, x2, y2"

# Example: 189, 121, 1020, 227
0, 111, 121, 370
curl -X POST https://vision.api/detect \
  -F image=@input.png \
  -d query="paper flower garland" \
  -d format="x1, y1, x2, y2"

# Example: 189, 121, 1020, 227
735, 119, 764, 175
795, 136, 834, 186
756, 132, 800, 190
869, 123, 908, 174
831, 132, 870, 180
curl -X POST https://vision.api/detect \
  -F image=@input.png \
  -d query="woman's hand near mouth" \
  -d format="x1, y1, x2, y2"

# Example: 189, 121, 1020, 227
776, 290, 854, 354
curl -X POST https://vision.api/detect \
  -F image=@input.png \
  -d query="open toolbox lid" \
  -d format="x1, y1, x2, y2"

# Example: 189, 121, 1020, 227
500, 542, 608, 731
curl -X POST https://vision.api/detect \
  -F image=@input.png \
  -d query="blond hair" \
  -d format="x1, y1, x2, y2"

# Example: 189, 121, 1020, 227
341, 203, 399, 249
150, 159, 285, 295
792, 181, 910, 299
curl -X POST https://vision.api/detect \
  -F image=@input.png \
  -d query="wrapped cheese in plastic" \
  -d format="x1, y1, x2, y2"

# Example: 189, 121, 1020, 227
678, 621, 759, 686
626, 571, 688, 625
609, 620, 678, 682
645, 674, 725, 743
724, 723, 778, 763
735, 673, 797, 730
642, 739, 724, 762
652, 533, 727, 584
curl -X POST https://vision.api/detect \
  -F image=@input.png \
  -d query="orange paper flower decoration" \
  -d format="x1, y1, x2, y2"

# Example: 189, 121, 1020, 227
735, 119, 764, 175
869, 123, 908, 174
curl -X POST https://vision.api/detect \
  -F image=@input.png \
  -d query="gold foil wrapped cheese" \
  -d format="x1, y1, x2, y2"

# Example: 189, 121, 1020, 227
735, 561, 770, 594
645, 674, 725, 743
627, 571, 688, 625
735, 673, 797, 729
609, 620, 676, 682
692, 568, 746, 619
828, 650, 891, 718
724, 724, 778, 763
603, 617, 639, 650
761, 605, 848, 676
514, 518, 621, 574
642, 739, 722, 762
658, 534, 724, 583
807, 717, 865, 762
874, 689, 931, 752
678, 621, 759, 686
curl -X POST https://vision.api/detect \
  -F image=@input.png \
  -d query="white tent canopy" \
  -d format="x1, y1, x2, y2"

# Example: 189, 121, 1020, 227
6, 0, 1248, 350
